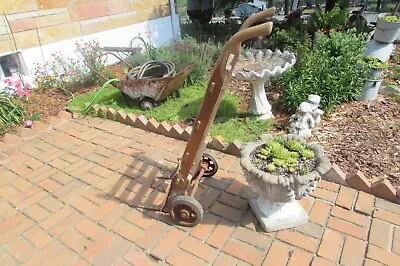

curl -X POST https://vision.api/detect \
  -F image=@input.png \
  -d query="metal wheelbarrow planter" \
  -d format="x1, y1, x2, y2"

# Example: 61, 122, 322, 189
117, 62, 194, 110
138, 8, 276, 227
84, 52, 194, 110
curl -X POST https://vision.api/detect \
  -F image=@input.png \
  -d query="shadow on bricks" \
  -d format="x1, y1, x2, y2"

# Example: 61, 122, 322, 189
93, 149, 258, 233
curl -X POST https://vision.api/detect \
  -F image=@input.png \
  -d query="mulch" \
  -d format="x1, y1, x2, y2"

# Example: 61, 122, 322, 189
309, 95, 400, 186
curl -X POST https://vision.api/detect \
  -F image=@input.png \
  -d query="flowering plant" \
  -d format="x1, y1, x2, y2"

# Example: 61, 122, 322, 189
34, 39, 107, 94
0, 76, 32, 98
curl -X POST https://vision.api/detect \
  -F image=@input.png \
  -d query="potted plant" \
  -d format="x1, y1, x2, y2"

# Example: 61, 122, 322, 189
361, 56, 389, 79
240, 134, 331, 232
374, 14, 400, 43
358, 56, 388, 101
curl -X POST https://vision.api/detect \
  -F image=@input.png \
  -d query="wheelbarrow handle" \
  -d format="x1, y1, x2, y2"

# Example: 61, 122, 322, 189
239, 7, 275, 31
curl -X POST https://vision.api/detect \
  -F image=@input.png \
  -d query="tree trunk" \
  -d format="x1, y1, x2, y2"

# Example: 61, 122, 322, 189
381, 0, 387, 11
376, 0, 381, 12
268, 0, 273, 8
285, 0, 290, 15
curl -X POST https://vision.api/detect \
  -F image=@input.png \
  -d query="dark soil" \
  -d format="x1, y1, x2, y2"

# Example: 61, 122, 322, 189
24, 86, 97, 123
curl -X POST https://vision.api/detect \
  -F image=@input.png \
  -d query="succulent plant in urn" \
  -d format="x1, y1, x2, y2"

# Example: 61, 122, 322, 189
240, 134, 331, 232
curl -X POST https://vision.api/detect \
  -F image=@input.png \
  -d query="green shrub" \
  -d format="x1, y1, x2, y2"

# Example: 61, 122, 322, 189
181, 21, 241, 44
263, 27, 312, 52
307, 6, 349, 33
127, 37, 221, 86
281, 30, 369, 112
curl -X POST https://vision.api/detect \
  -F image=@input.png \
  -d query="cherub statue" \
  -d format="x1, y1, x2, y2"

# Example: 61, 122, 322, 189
289, 95, 323, 138
307, 95, 324, 124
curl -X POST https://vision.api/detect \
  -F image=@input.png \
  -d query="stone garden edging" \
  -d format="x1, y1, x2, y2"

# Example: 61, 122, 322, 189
76, 103, 400, 204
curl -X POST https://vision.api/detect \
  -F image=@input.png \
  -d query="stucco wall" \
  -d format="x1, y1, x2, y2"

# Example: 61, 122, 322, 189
0, 0, 178, 74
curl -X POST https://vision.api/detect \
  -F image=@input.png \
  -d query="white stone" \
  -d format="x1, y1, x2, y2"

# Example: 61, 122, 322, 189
249, 196, 308, 232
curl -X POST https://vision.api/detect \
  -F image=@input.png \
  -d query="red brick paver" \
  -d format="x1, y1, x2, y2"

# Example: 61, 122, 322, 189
1, 116, 400, 265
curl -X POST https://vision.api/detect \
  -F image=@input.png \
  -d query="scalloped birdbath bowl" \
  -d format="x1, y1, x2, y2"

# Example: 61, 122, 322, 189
233, 49, 296, 119
240, 134, 331, 232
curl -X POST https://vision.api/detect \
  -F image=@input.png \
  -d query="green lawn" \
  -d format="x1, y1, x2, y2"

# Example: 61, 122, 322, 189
69, 82, 273, 142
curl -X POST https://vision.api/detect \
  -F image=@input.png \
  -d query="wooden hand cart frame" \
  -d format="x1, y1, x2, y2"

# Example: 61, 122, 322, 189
145, 8, 275, 226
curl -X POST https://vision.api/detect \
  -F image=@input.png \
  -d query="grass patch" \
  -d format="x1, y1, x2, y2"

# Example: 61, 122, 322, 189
69, 82, 273, 142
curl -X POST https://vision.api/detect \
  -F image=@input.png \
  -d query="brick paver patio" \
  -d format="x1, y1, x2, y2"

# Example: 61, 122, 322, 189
1, 114, 399, 266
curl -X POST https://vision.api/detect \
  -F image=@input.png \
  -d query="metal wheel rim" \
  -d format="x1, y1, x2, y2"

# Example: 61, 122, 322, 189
201, 154, 218, 177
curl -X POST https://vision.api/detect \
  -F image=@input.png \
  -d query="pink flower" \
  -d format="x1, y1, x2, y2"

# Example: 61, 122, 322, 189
5, 78, 13, 86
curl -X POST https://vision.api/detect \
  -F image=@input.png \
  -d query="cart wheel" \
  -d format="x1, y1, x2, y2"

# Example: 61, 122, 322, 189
140, 98, 155, 110
170, 195, 204, 227
201, 153, 219, 177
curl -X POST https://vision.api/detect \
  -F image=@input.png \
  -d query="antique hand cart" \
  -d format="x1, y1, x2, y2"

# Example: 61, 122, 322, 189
143, 8, 275, 226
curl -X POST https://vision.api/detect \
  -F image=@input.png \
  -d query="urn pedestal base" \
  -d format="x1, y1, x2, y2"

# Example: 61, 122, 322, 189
249, 196, 308, 232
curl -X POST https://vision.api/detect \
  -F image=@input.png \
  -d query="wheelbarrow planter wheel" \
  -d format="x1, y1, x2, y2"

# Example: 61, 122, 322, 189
140, 98, 156, 110
201, 154, 219, 177
170, 195, 204, 227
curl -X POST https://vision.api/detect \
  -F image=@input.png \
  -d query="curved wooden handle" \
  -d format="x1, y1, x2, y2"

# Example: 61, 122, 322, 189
240, 7, 276, 30
228, 21, 273, 48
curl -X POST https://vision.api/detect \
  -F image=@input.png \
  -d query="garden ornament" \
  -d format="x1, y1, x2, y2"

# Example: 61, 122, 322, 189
307, 95, 324, 124
240, 134, 331, 232
233, 49, 296, 119
289, 95, 323, 138
24, 120, 33, 128
117, 8, 276, 227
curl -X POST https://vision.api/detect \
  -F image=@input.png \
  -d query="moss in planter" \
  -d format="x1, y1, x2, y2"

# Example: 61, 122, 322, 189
251, 137, 316, 178
382, 15, 400, 23
361, 56, 389, 70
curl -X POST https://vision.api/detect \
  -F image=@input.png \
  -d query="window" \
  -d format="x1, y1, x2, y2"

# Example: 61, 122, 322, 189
0, 51, 28, 79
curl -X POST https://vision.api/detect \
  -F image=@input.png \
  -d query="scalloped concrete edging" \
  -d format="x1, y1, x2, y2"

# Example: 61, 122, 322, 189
70, 104, 400, 204
323, 163, 400, 204
0, 111, 73, 162
82, 104, 242, 157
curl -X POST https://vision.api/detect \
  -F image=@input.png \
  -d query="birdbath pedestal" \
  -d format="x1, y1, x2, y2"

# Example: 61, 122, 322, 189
234, 49, 296, 119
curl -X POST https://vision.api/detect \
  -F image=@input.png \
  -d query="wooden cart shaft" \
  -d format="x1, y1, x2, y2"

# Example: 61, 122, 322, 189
165, 8, 275, 208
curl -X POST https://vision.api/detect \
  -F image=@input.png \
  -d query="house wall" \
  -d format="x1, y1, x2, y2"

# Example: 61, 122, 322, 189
0, 0, 179, 73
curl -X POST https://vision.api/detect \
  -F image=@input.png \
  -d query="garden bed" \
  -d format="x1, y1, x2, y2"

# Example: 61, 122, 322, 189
309, 94, 400, 186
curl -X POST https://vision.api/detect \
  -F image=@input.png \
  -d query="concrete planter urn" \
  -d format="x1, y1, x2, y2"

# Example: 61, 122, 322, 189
374, 14, 400, 43
240, 134, 331, 232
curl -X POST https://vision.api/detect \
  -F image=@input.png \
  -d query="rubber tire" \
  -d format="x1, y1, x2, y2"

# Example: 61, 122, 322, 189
140, 98, 155, 110
170, 195, 204, 227
201, 153, 219, 177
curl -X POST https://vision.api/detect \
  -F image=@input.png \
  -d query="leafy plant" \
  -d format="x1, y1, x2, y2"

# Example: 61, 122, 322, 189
361, 56, 389, 70
34, 40, 106, 95
307, 6, 349, 33
75, 40, 107, 84
263, 27, 312, 52
280, 30, 369, 112
0, 95, 25, 130
382, 15, 400, 23
255, 138, 315, 173
127, 37, 221, 86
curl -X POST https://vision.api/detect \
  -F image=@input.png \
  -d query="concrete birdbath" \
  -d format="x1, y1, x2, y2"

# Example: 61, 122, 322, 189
233, 49, 296, 119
